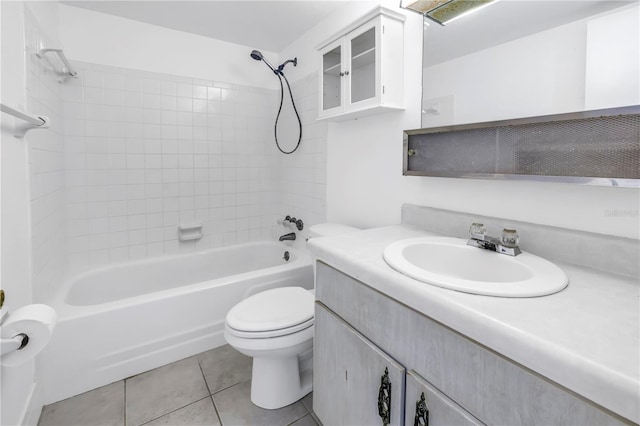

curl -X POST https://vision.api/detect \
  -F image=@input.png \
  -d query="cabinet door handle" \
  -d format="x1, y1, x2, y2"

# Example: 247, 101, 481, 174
345, 70, 350, 76
340, 72, 345, 77
377, 367, 391, 426
414, 392, 429, 426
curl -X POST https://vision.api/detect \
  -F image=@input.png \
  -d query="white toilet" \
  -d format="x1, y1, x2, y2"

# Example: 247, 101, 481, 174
224, 223, 358, 409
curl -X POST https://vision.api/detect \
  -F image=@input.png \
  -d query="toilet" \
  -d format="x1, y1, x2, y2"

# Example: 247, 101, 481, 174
224, 223, 359, 409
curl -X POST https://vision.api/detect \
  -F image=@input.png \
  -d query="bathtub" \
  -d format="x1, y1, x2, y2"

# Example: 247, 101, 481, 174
39, 241, 313, 404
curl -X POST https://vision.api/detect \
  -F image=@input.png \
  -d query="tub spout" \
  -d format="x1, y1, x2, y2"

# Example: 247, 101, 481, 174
279, 232, 296, 241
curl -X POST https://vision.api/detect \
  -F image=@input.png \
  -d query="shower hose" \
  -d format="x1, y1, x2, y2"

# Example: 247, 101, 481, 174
274, 72, 302, 155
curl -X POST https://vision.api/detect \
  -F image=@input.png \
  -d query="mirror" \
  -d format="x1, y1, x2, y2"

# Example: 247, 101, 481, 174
421, 1, 639, 128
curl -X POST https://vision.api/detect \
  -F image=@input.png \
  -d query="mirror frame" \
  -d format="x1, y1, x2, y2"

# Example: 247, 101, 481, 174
404, 105, 640, 188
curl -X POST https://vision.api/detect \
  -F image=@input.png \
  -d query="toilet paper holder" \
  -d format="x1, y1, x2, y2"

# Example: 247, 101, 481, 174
0, 333, 29, 356
1, 290, 31, 356
0, 303, 57, 365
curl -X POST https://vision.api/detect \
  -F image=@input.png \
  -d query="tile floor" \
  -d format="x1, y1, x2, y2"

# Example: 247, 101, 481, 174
38, 345, 319, 426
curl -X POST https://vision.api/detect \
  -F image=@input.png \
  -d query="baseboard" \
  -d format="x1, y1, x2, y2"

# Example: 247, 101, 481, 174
19, 382, 43, 426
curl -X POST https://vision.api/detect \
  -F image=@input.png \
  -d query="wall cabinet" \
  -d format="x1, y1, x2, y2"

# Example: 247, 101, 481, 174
317, 7, 404, 120
314, 262, 628, 426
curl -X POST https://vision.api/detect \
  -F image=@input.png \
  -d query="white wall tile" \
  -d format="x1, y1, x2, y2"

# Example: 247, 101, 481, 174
58, 62, 311, 274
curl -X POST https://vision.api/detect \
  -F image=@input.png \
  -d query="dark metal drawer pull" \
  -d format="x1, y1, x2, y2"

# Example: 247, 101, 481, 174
378, 367, 391, 425
414, 392, 429, 426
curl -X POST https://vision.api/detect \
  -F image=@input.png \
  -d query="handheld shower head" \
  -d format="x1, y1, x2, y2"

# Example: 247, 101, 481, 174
250, 49, 277, 73
248, 49, 302, 155
250, 50, 263, 61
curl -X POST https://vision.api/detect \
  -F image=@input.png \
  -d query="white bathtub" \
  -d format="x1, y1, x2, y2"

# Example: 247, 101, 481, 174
39, 241, 313, 404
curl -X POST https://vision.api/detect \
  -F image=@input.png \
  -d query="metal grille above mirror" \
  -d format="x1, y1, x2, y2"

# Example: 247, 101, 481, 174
403, 106, 640, 187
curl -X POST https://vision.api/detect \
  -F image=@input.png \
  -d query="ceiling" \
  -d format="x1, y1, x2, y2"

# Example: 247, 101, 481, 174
60, 1, 357, 52
61, 0, 637, 62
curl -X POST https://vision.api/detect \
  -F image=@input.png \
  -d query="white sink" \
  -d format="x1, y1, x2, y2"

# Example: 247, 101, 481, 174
383, 237, 568, 297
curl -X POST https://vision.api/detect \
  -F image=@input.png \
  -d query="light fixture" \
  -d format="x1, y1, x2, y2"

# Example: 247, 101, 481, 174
400, 0, 498, 26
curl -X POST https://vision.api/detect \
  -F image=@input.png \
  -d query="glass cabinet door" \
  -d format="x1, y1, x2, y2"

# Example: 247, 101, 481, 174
322, 43, 343, 112
317, 8, 404, 119
349, 26, 376, 104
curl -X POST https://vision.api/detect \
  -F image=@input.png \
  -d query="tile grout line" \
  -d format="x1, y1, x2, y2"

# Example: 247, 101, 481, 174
197, 356, 223, 425
286, 412, 311, 426
123, 379, 127, 426
136, 396, 213, 426
210, 394, 224, 426
196, 356, 213, 396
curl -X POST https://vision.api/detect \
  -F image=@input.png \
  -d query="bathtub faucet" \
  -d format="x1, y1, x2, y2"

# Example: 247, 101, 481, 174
279, 232, 296, 241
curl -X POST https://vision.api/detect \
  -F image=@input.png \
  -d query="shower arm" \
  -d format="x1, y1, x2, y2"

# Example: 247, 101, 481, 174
276, 58, 297, 75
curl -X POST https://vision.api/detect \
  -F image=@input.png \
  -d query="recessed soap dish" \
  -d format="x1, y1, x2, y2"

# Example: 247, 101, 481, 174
178, 223, 203, 241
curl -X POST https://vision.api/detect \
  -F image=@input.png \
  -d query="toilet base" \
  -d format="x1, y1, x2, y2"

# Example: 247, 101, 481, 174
251, 353, 312, 409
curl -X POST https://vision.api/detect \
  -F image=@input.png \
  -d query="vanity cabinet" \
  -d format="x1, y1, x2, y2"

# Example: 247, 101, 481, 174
317, 7, 404, 120
314, 305, 405, 426
314, 303, 481, 426
405, 370, 484, 426
313, 262, 629, 426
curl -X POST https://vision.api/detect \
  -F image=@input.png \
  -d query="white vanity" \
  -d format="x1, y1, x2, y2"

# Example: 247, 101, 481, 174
309, 205, 639, 426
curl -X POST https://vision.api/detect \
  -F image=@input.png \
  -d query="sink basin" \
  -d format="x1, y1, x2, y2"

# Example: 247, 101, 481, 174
383, 237, 568, 297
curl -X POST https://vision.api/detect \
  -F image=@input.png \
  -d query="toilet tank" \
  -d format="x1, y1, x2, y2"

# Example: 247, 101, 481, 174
309, 223, 359, 238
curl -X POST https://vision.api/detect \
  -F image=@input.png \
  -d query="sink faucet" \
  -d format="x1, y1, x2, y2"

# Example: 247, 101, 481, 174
467, 223, 521, 256
279, 232, 296, 241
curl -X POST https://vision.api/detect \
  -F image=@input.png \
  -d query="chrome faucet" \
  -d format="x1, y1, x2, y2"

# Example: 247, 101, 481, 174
279, 232, 296, 241
467, 223, 521, 256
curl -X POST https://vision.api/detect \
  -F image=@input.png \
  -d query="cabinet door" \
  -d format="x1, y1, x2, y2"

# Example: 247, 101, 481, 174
405, 370, 484, 426
319, 38, 345, 117
346, 19, 381, 111
314, 303, 406, 426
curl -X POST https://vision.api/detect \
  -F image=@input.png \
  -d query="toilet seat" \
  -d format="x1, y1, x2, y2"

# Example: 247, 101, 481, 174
226, 287, 314, 339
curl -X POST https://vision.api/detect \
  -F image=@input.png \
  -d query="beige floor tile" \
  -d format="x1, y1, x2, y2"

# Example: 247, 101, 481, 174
38, 381, 124, 426
126, 357, 209, 426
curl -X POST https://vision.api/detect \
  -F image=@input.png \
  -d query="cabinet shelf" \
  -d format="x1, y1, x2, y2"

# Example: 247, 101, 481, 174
352, 47, 375, 69
323, 63, 342, 76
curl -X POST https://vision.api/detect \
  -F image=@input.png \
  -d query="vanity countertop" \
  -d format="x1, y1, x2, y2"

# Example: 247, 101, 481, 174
309, 225, 640, 424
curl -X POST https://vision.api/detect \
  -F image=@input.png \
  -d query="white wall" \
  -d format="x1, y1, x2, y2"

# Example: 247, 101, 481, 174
294, 1, 639, 239
25, 4, 67, 305
59, 4, 278, 90
1, 4, 35, 426
1, 2, 62, 423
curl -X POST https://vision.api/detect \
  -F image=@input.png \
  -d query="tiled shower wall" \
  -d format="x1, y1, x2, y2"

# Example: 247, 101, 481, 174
25, 9, 67, 303
276, 73, 328, 233
62, 62, 281, 274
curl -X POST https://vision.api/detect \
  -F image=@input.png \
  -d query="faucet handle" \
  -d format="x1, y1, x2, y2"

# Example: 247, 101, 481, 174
500, 229, 520, 248
469, 223, 486, 238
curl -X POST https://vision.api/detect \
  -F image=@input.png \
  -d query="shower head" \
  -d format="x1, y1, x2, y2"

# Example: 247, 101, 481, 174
250, 50, 263, 61
250, 49, 277, 73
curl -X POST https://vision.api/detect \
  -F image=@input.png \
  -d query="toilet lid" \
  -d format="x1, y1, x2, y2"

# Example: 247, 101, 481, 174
226, 287, 314, 334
